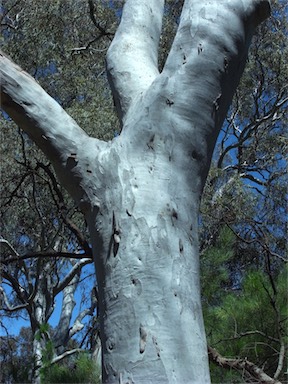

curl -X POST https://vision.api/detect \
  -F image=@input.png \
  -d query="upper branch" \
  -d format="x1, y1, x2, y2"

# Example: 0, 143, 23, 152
0, 287, 29, 312
54, 258, 92, 295
0, 51, 88, 160
161, 0, 270, 160
106, 0, 164, 125
0, 51, 110, 206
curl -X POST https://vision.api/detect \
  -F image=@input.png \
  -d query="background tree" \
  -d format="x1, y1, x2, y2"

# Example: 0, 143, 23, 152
0, 327, 101, 384
201, 228, 287, 383
1, 235, 97, 383
199, 1, 287, 382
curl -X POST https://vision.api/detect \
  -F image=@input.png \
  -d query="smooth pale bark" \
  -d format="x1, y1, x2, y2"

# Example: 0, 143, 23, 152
0, 0, 270, 383
53, 270, 81, 353
54, 259, 97, 353
106, 0, 164, 125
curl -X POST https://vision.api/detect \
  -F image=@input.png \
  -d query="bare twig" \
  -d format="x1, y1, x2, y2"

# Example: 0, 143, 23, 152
0, 287, 29, 312
215, 330, 279, 344
3, 251, 92, 264
35, 161, 92, 256
54, 258, 92, 295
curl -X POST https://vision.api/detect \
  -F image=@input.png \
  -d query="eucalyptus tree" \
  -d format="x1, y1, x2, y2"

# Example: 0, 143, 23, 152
0, 0, 271, 383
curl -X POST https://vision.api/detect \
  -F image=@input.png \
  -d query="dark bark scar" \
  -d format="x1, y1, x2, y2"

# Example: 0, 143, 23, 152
139, 324, 147, 354
179, 238, 184, 253
147, 134, 155, 150
152, 335, 161, 358
166, 98, 174, 106
112, 210, 121, 256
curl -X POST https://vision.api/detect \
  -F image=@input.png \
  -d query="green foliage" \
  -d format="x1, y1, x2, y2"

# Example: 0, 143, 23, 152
202, 235, 288, 383
42, 340, 55, 366
35, 323, 51, 342
209, 364, 244, 384
201, 226, 235, 305
41, 354, 101, 384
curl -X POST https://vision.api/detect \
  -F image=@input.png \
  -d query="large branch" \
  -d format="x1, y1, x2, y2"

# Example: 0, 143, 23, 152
160, 0, 270, 167
0, 51, 103, 205
54, 258, 92, 295
106, 0, 164, 124
53, 271, 80, 349
69, 286, 98, 339
0, 51, 88, 161
208, 346, 282, 384
0, 51, 112, 213
68, 305, 96, 339
165, 0, 270, 73
0, 287, 29, 312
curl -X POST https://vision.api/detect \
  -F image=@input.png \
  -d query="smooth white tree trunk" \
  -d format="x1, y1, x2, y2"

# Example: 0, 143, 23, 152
0, 0, 270, 382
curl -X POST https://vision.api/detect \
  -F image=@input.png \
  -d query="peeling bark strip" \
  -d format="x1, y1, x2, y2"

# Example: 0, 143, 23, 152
0, 0, 270, 383
139, 324, 148, 354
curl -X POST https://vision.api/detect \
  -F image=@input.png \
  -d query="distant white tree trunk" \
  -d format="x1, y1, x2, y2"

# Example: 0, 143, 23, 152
32, 338, 43, 384
31, 262, 53, 384
53, 270, 81, 354
0, 0, 270, 382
